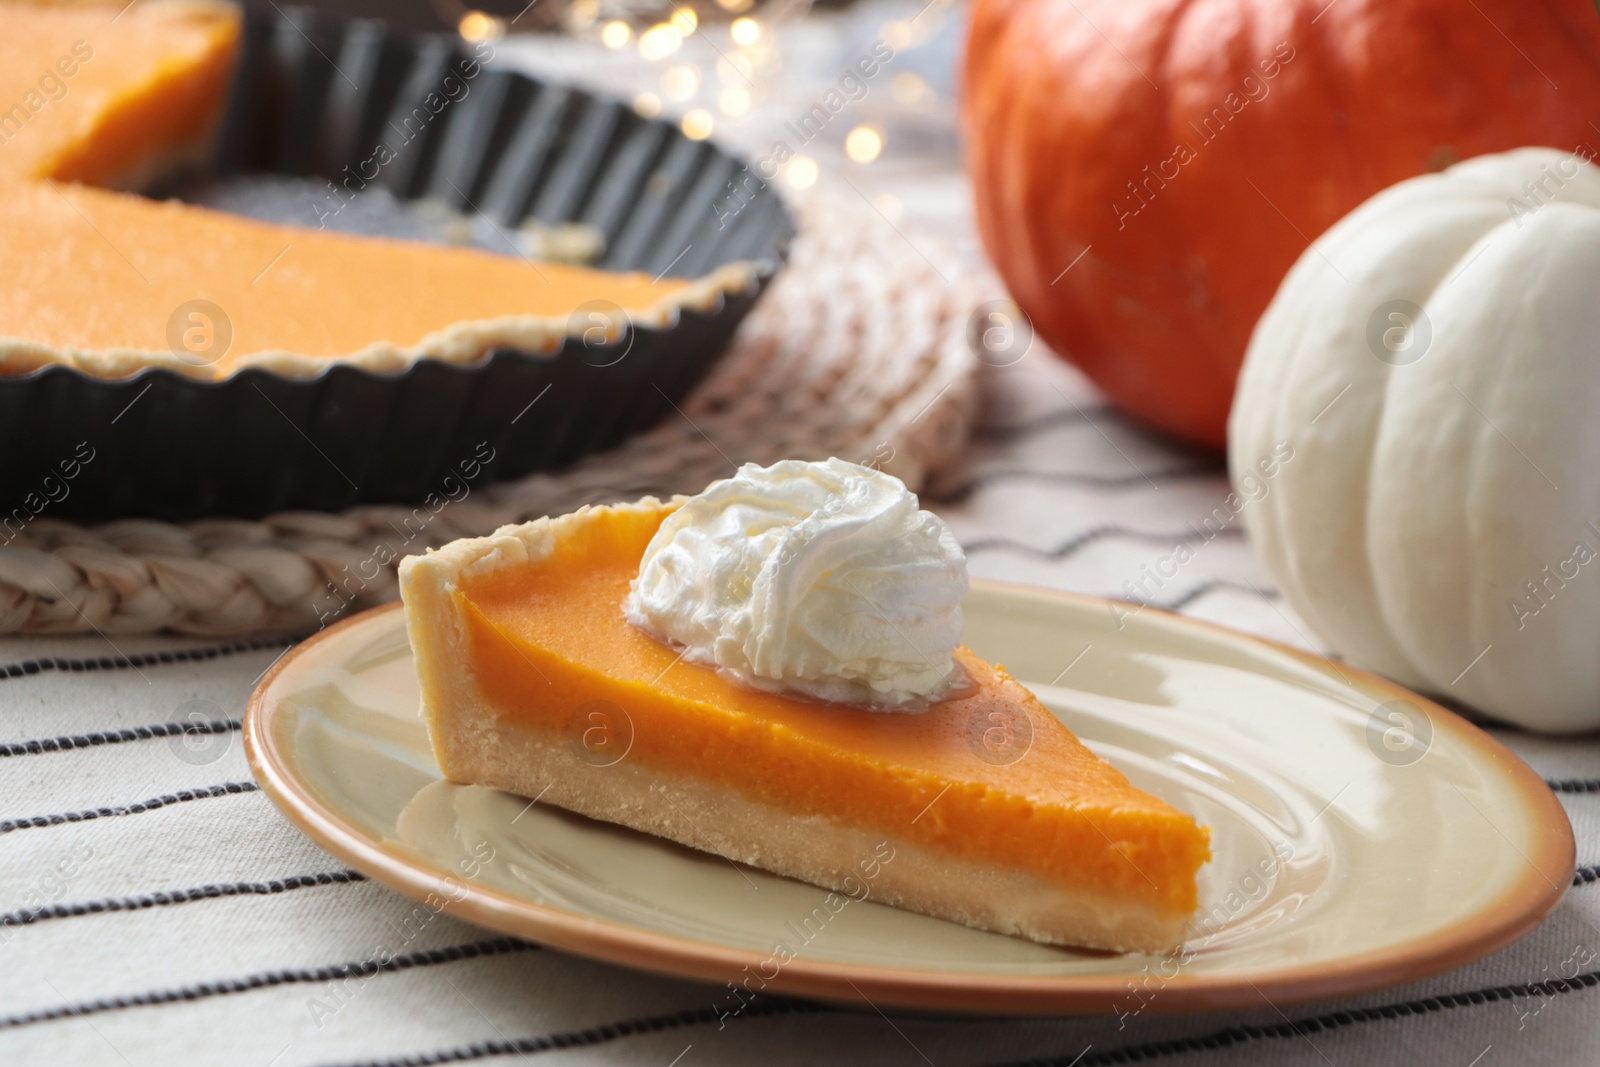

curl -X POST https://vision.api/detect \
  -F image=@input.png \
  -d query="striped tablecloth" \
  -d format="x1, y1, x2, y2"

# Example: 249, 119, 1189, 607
3, 7, 1597, 1065
4, 346, 1597, 1067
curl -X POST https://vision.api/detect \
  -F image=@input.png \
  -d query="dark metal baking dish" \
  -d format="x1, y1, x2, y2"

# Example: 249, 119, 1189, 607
0, 7, 790, 521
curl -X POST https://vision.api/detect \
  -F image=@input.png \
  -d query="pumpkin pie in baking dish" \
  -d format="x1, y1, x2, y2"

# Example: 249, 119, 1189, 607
0, 0, 745, 381
400, 459, 1211, 952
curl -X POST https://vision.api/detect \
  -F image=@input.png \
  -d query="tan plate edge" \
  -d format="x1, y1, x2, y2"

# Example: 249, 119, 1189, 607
244, 585, 1576, 1015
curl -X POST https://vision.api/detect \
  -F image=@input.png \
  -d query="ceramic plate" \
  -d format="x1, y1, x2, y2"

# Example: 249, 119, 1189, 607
244, 582, 1574, 1014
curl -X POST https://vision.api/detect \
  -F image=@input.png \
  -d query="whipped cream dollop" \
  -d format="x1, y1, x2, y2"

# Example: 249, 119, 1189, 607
624, 458, 969, 709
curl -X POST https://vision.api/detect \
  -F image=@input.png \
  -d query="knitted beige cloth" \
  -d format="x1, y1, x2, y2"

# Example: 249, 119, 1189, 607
0, 191, 980, 636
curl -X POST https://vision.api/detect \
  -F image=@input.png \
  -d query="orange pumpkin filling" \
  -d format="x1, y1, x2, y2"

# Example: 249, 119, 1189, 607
0, 1, 237, 186
453, 501, 1211, 920
0, 1, 696, 376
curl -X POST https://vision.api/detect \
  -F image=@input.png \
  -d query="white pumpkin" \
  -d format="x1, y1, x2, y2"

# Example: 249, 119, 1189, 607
1230, 146, 1600, 733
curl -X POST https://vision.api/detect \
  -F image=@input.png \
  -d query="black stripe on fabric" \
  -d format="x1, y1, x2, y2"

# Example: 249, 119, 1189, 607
0, 870, 366, 930
0, 937, 538, 1031
1548, 779, 1600, 795
0, 719, 241, 758
0, 781, 258, 834
1575, 864, 1600, 886
931, 466, 1223, 505
311, 998, 829, 1067
961, 524, 1245, 563
973, 405, 1117, 442
988, 970, 1600, 1067
0, 638, 293, 682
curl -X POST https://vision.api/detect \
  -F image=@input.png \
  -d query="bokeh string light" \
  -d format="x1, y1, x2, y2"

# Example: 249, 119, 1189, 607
566, 0, 599, 29
633, 90, 663, 118
730, 17, 761, 45
549, 0, 944, 197
845, 125, 883, 164
785, 155, 818, 189
638, 22, 683, 60
662, 63, 700, 101
681, 108, 715, 140
456, 10, 502, 41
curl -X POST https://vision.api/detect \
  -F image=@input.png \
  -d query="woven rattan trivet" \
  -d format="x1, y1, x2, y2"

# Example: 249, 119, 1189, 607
0, 190, 981, 636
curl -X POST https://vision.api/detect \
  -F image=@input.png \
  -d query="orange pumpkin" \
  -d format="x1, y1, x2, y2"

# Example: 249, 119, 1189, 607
963, 0, 1600, 448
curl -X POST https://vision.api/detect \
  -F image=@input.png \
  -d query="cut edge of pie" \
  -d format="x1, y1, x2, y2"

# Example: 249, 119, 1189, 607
399, 499, 1212, 953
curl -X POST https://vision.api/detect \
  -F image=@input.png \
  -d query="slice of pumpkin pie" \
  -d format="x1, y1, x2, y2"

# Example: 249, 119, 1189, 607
399, 458, 1210, 951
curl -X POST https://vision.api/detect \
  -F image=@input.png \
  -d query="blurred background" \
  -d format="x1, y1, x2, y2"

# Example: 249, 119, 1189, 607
243, 0, 976, 257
